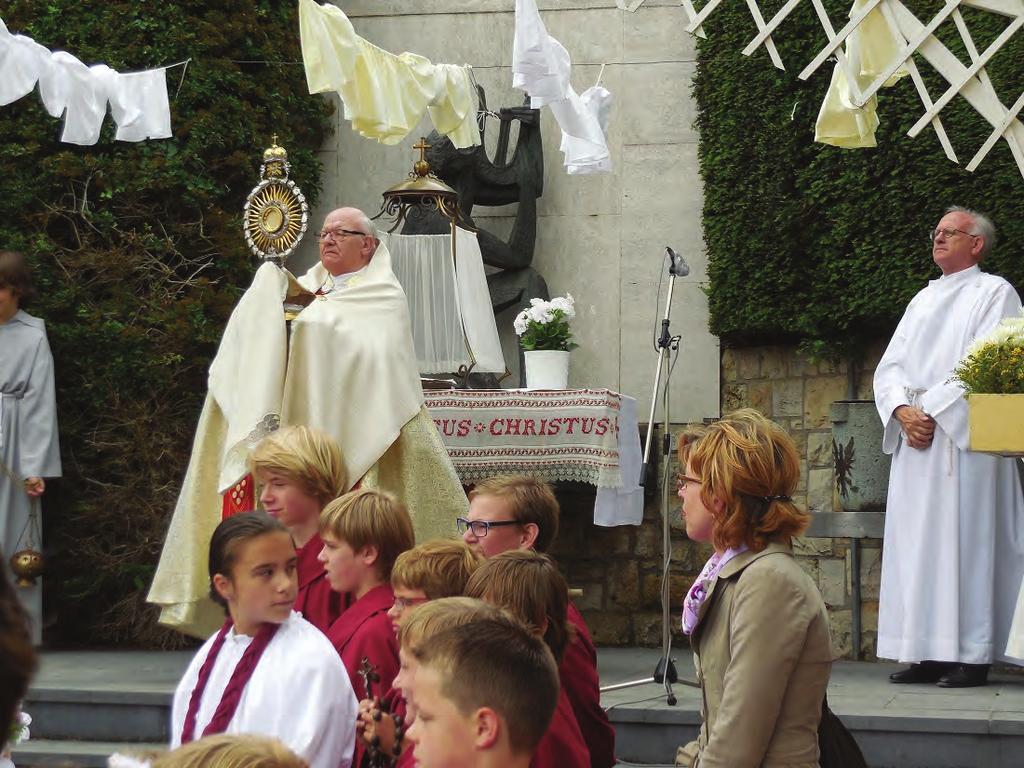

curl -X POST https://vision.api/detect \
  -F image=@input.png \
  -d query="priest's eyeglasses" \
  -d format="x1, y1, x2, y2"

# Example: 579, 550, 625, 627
316, 228, 368, 242
930, 226, 978, 242
456, 517, 520, 537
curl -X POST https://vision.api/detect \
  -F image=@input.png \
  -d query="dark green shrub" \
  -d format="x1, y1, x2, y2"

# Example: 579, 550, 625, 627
1, 1, 330, 645
696, 0, 1024, 360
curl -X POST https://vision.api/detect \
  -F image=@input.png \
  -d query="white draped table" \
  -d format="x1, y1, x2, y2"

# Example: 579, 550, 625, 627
423, 388, 644, 526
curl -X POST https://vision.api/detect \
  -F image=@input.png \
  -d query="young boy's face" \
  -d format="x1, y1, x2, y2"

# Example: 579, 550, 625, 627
462, 494, 525, 558
257, 470, 321, 530
387, 587, 428, 634
393, 647, 419, 719
317, 532, 366, 593
407, 665, 479, 768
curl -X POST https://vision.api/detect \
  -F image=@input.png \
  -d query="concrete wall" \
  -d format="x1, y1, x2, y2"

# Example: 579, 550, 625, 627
294, 0, 719, 421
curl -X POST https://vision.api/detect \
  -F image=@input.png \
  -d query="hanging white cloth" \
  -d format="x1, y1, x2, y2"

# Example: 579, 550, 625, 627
0, 17, 173, 144
383, 228, 505, 374
37, 51, 110, 145
512, 0, 611, 174
0, 21, 52, 107
93, 66, 172, 141
568, 85, 613, 174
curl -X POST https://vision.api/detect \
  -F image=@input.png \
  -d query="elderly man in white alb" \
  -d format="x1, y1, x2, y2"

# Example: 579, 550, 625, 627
873, 206, 1024, 688
149, 206, 466, 638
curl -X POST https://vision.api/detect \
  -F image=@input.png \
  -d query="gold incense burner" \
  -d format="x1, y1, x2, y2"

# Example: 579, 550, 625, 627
10, 548, 44, 588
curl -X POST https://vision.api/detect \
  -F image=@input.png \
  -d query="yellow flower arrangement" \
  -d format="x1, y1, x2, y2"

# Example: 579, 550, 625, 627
954, 315, 1024, 394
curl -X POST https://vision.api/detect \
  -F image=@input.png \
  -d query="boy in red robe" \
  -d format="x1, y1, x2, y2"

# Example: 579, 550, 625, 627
407, 608, 561, 768
465, 550, 591, 768
249, 425, 347, 633
356, 541, 485, 764
460, 476, 616, 768
319, 488, 414, 701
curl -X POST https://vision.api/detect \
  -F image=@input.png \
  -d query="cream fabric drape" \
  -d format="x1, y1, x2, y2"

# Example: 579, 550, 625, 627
298, 0, 480, 148
814, 0, 909, 148
383, 228, 505, 374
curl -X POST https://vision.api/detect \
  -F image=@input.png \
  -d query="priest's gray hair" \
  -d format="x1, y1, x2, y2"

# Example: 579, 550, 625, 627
354, 209, 378, 240
947, 205, 996, 259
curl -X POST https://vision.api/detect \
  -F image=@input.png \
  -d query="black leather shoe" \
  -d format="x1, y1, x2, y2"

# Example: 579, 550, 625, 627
937, 664, 990, 688
889, 661, 955, 684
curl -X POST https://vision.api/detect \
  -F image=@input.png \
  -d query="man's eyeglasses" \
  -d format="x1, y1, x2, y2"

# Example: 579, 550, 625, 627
456, 517, 521, 537
930, 227, 978, 243
675, 474, 701, 491
316, 228, 368, 242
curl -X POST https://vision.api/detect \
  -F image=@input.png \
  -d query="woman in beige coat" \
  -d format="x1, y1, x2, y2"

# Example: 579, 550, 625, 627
675, 409, 832, 768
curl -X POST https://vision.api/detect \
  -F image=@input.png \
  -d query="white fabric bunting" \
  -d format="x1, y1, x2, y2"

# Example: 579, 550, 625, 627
512, 0, 612, 175
0, 17, 172, 145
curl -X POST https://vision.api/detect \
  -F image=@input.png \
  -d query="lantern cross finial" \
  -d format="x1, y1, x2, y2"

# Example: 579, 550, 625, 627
414, 137, 431, 162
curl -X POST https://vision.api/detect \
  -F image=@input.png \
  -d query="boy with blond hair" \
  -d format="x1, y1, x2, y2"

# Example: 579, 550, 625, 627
407, 613, 561, 768
319, 488, 414, 702
459, 475, 615, 768
249, 425, 347, 632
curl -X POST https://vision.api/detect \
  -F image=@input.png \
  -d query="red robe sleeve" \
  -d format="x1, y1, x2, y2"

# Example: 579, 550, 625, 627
292, 534, 347, 633
530, 688, 590, 768
326, 584, 400, 700
561, 603, 616, 768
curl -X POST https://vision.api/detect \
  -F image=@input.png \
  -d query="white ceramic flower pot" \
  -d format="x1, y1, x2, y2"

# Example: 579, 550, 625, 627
524, 350, 570, 390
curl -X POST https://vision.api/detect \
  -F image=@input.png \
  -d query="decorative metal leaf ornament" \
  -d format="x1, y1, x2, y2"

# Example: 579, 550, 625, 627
243, 136, 309, 264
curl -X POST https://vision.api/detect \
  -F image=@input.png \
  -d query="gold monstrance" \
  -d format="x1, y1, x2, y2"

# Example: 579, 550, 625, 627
243, 136, 309, 264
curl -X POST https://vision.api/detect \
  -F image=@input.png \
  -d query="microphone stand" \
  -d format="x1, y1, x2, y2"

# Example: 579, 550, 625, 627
601, 248, 689, 706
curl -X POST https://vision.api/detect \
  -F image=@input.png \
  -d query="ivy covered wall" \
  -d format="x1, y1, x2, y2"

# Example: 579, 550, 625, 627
1, 1, 331, 645
695, 0, 1024, 359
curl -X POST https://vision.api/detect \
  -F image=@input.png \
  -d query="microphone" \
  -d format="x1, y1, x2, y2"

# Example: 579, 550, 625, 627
666, 247, 690, 277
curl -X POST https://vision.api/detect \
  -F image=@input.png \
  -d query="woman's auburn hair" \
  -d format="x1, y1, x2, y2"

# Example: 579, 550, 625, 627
679, 408, 809, 552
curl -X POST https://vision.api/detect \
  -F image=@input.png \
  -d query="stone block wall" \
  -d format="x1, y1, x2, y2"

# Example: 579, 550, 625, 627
720, 343, 886, 659
553, 342, 890, 660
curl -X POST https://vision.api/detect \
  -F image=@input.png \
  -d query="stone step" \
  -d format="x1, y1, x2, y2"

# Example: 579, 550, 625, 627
12, 740, 165, 768
24, 687, 171, 743
600, 650, 1024, 768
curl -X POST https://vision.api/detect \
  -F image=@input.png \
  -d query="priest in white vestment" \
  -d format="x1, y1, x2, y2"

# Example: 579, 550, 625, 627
148, 207, 467, 637
874, 206, 1024, 688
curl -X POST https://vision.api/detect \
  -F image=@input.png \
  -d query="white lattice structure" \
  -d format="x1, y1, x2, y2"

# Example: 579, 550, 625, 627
618, 0, 1024, 178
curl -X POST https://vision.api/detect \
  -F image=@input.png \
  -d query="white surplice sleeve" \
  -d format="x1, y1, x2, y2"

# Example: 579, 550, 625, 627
18, 324, 61, 478
281, 624, 358, 768
873, 297, 919, 454
921, 282, 1023, 451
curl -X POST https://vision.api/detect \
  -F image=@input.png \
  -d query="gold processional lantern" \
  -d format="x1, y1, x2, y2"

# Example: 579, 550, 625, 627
375, 138, 480, 381
243, 136, 309, 265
